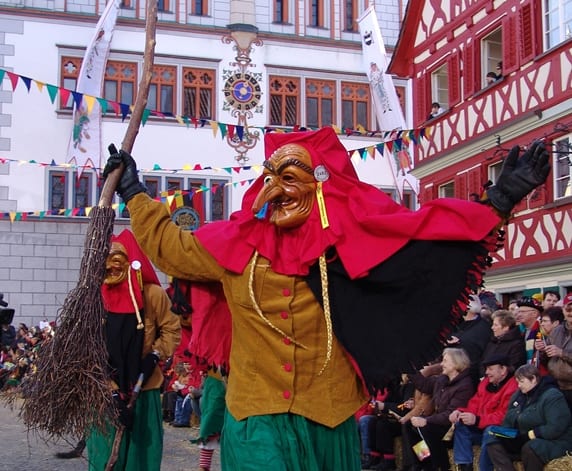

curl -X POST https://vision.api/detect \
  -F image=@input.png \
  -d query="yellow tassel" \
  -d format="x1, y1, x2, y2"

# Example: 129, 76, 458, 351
316, 182, 330, 229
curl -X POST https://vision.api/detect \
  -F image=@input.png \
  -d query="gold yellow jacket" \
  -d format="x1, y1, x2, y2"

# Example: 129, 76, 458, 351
129, 193, 367, 427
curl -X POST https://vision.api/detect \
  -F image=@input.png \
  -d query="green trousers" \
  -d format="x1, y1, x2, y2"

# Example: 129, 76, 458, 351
87, 389, 163, 471
221, 410, 361, 471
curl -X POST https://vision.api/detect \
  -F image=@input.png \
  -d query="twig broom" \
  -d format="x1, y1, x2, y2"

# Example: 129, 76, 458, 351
17, 0, 159, 441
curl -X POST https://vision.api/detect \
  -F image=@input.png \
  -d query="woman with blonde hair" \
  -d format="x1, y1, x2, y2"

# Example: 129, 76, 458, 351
401, 348, 475, 471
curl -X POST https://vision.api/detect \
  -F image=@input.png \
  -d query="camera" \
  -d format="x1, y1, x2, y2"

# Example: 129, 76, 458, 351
0, 293, 15, 325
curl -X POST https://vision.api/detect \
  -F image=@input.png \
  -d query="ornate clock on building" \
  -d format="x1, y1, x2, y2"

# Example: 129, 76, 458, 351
223, 72, 262, 111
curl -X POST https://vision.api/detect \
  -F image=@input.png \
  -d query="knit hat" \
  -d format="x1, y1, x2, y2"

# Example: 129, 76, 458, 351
482, 354, 510, 367
517, 296, 543, 312
563, 294, 572, 306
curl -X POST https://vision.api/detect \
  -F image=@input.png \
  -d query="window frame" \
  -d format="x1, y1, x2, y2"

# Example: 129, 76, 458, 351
554, 134, 572, 199
344, 0, 359, 32
269, 75, 300, 126
340, 81, 370, 130
543, 0, 572, 50
438, 181, 455, 198
305, 78, 336, 128
274, 0, 289, 23
190, 0, 208, 16
182, 66, 216, 120
149, 64, 177, 115
47, 169, 98, 215
480, 27, 503, 87
309, 0, 325, 28
431, 63, 449, 110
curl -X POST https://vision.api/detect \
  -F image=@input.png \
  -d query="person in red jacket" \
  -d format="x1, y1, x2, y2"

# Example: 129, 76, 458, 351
448, 355, 518, 471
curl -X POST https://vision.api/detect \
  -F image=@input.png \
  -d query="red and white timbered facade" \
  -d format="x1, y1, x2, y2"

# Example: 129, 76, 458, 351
390, 0, 572, 302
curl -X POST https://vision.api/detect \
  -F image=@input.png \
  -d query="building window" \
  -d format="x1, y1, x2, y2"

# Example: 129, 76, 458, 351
211, 180, 227, 221
60, 57, 82, 109
104, 61, 137, 106
190, 0, 208, 16
481, 27, 503, 86
269, 76, 300, 126
183, 67, 215, 119
157, 0, 169, 11
306, 79, 335, 128
48, 170, 97, 215
344, 0, 358, 32
149, 65, 176, 114
341, 81, 370, 129
121, 0, 132, 8
438, 181, 455, 198
309, 0, 324, 27
431, 64, 449, 110
543, 0, 572, 50
554, 135, 572, 199
488, 160, 503, 185
275, 0, 288, 23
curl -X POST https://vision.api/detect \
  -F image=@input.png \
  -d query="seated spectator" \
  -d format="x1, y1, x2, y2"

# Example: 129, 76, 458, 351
481, 309, 526, 376
449, 355, 518, 471
402, 348, 475, 471
358, 389, 385, 469
427, 102, 443, 120
486, 364, 572, 471
361, 374, 415, 470
536, 294, 572, 410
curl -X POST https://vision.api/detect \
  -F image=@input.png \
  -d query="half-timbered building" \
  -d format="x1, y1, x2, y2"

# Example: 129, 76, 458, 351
389, 0, 572, 302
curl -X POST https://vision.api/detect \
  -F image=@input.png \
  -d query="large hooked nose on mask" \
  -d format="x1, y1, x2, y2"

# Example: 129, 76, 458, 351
251, 144, 316, 229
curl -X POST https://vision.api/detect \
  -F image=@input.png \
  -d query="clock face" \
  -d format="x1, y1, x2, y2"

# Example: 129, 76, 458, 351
224, 73, 262, 111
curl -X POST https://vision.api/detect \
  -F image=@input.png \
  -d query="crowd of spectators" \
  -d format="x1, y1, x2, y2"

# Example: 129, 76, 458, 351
359, 290, 572, 471
0, 320, 55, 391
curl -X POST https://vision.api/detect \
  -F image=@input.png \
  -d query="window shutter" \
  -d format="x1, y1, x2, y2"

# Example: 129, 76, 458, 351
463, 42, 476, 98
414, 74, 427, 126
502, 15, 519, 74
454, 173, 468, 199
448, 51, 461, 107
519, 0, 536, 64
420, 185, 434, 205
467, 167, 482, 197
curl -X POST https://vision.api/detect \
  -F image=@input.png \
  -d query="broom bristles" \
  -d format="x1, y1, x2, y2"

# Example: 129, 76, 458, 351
17, 206, 118, 439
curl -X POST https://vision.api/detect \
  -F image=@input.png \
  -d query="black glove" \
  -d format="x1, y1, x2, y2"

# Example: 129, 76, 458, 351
103, 144, 147, 203
485, 141, 551, 216
112, 391, 134, 429
140, 351, 160, 386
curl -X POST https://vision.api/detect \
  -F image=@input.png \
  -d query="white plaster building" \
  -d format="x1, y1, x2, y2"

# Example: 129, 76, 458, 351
0, 0, 411, 325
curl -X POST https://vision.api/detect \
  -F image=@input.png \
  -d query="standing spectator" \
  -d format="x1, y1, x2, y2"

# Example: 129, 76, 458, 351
516, 297, 543, 363
542, 290, 561, 310
495, 61, 503, 79
486, 364, 572, 471
539, 306, 564, 336
446, 294, 492, 386
172, 362, 192, 427
449, 355, 518, 471
508, 299, 518, 315
402, 348, 475, 471
86, 230, 181, 471
536, 294, 572, 410
481, 310, 526, 375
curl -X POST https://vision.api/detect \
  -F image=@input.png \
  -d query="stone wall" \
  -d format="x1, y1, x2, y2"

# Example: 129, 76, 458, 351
0, 217, 168, 328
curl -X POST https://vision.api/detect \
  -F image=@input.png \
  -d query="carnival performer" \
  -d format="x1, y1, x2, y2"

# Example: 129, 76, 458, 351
87, 229, 181, 471
103, 127, 549, 470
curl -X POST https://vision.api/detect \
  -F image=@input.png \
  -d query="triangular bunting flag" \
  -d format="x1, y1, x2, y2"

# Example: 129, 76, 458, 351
20, 76, 32, 92
6, 72, 19, 91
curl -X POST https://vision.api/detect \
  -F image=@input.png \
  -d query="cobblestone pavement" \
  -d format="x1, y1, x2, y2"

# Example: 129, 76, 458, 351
0, 400, 221, 471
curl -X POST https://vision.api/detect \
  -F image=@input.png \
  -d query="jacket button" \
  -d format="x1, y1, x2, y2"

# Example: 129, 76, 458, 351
283, 337, 291, 345
280, 311, 288, 319
283, 390, 291, 399
282, 288, 291, 296
283, 362, 292, 372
